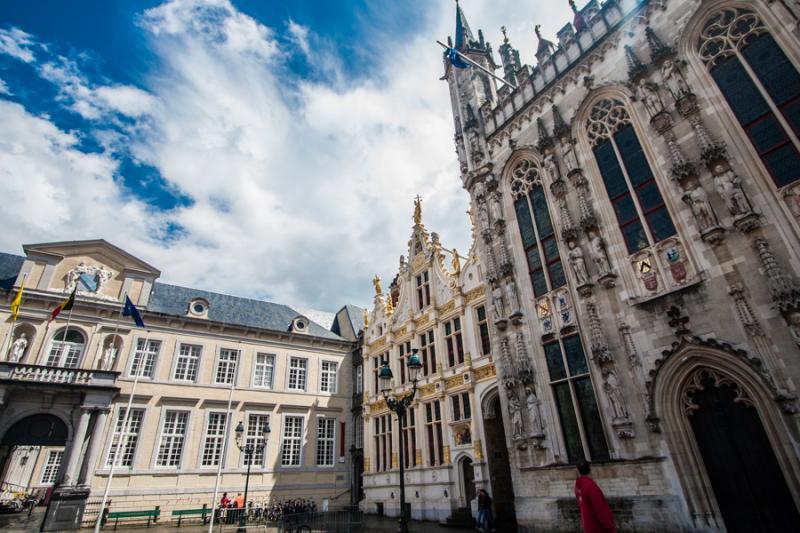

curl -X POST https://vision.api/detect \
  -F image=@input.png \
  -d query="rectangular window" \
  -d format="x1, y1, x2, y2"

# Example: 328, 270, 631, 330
450, 392, 472, 421
156, 410, 188, 467
425, 401, 444, 466
320, 360, 338, 393
253, 353, 275, 389
40, 450, 64, 484
288, 357, 308, 391
476, 305, 491, 356
173, 344, 201, 382
129, 339, 161, 378
419, 330, 437, 376
355, 365, 363, 394
316, 417, 336, 466
201, 412, 227, 467
281, 416, 304, 467
106, 407, 145, 468
215, 348, 238, 385
245, 414, 270, 467
373, 353, 389, 394
416, 271, 431, 309
444, 317, 465, 367
373, 414, 392, 472
402, 407, 417, 468
398, 342, 412, 383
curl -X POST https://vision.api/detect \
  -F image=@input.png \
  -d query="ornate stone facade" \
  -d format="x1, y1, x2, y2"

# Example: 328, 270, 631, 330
443, 1, 800, 531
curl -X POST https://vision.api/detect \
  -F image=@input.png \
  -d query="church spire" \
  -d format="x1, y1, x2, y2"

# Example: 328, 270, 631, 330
455, 0, 474, 51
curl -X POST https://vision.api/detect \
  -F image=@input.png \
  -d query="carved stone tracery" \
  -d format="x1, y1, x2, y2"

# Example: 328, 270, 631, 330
697, 8, 767, 69
586, 98, 630, 147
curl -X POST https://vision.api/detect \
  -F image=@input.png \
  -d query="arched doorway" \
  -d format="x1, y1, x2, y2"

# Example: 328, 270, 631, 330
482, 389, 516, 530
2, 415, 68, 447
687, 372, 800, 532
458, 456, 475, 508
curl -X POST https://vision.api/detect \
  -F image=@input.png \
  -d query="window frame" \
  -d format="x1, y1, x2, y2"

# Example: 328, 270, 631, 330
214, 347, 239, 385
418, 329, 437, 377
450, 392, 472, 422
105, 406, 146, 469
153, 408, 191, 469
280, 414, 305, 468
416, 271, 432, 310
40, 449, 64, 484
424, 400, 444, 467
287, 356, 309, 392
401, 406, 417, 469
44, 328, 87, 368
475, 304, 491, 356
252, 352, 276, 389
172, 343, 202, 383
319, 360, 339, 394
315, 416, 336, 467
373, 413, 393, 472
199, 410, 229, 468
444, 316, 465, 367
241, 411, 271, 469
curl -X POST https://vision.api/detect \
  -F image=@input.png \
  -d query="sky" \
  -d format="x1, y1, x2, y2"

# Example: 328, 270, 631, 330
0, 0, 573, 312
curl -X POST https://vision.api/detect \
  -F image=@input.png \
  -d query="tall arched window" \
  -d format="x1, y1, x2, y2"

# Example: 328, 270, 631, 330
46, 328, 85, 368
587, 99, 676, 254
698, 7, 800, 188
510, 158, 567, 297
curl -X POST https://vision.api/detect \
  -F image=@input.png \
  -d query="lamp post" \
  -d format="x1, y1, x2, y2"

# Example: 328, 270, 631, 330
234, 419, 270, 533
379, 349, 423, 533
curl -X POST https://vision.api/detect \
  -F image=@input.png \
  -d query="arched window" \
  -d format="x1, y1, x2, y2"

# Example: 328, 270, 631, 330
46, 328, 85, 368
510, 158, 567, 297
698, 7, 800, 188
587, 99, 676, 254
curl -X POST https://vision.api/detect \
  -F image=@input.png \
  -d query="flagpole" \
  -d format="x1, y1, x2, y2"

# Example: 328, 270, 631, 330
100, 292, 128, 370
2, 274, 26, 361
436, 40, 518, 90
93, 328, 151, 533
34, 321, 52, 366
58, 292, 77, 367
208, 342, 240, 533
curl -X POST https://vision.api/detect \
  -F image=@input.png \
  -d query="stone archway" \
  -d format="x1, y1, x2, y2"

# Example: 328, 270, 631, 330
457, 456, 476, 508
481, 387, 516, 531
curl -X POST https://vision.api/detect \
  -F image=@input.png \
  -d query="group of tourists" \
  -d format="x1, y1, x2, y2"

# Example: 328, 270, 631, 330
215, 493, 318, 524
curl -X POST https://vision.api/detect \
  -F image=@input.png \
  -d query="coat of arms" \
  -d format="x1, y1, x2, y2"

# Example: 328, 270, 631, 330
66, 262, 113, 295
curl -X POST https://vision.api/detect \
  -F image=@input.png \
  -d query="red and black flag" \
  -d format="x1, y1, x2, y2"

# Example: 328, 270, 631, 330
49, 287, 76, 322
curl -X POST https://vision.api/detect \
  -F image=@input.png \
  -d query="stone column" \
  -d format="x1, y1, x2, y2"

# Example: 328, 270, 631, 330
63, 407, 92, 486
79, 408, 110, 484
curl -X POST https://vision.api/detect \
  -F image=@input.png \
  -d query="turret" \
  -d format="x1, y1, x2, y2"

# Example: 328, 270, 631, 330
498, 26, 521, 87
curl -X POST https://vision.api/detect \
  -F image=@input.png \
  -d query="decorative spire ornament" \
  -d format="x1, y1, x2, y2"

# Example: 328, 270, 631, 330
536, 117, 554, 152
645, 26, 674, 64
498, 26, 521, 86
625, 45, 648, 82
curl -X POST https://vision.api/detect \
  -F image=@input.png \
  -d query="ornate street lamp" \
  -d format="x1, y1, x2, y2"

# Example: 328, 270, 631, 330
379, 348, 423, 533
234, 419, 270, 532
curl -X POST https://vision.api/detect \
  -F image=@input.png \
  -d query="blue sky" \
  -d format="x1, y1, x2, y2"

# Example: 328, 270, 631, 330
0, 0, 572, 311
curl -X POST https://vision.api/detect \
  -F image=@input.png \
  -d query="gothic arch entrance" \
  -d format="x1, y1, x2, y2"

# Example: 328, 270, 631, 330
686, 371, 799, 532
482, 388, 516, 530
458, 456, 475, 508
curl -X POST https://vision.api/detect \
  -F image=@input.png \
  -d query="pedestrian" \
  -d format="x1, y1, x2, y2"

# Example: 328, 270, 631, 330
477, 488, 493, 532
233, 493, 245, 523
218, 492, 230, 524
574, 460, 615, 533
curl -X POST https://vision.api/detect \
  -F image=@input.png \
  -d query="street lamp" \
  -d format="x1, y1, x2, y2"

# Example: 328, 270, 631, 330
234, 419, 270, 533
379, 348, 423, 533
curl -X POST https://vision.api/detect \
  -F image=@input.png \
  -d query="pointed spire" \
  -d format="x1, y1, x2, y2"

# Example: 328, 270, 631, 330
552, 105, 570, 139
535, 25, 555, 58
498, 26, 521, 87
569, 0, 586, 32
625, 45, 648, 82
536, 117, 554, 152
455, 0, 475, 51
754, 237, 800, 313
645, 26, 674, 64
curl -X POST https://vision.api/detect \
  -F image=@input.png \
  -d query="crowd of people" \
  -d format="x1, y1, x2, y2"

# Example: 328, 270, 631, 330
215, 493, 318, 524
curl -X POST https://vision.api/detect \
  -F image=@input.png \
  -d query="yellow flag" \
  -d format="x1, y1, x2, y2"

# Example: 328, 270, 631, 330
10, 280, 24, 321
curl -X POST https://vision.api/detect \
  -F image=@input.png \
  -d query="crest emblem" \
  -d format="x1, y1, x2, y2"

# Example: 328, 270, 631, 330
665, 247, 681, 264
78, 272, 98, 292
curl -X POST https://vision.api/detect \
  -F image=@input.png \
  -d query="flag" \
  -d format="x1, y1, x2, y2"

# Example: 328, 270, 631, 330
50, 288, 76, 322
447, 47, 472, 69
123, 296, 145, 328
10, 280, 24, 321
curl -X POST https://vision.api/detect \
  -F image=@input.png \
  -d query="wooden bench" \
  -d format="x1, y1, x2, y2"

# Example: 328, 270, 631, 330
104, 507, 160, 529
171, 506, 210, 527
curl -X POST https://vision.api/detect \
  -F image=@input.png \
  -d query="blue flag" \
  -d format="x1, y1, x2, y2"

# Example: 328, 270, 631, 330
123, 296, 145, 328
447, 48, 471, 69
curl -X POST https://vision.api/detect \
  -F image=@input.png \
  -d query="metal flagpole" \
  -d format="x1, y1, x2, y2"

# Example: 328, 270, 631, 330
93, 328, 151, 533
208, 342, 240, 533
57, 293, 77, 367
100, 292, 128, 370
33, 321, 52, 366
436, 40, 518, 90
2, 273, 26, 361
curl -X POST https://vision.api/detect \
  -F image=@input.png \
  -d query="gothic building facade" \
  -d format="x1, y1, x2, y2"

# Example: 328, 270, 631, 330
360, 201, 512, 526
444, 0, 800, 531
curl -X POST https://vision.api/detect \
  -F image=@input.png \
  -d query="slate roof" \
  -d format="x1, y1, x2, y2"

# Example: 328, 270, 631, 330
331, 304, 365, 339
0, 253, 24, 291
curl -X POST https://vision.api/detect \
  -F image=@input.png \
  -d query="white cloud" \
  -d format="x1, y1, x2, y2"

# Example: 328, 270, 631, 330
0, 0, 574, 311
0, 78, 10, 95
0, 28, 36, 63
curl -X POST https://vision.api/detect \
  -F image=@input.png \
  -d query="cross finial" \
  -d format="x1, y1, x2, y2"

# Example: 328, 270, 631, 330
501, 26, 508, 43
534, 24, 542, 39
569, 0, 577, 12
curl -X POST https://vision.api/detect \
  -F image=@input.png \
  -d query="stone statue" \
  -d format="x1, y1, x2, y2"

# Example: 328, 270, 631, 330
10, 333, 28, 362
100, 343, 117, 370
589, 231, 611, 276
399, 255, 407, 270
373, 275, 383, 295
477, 201, 490, 232
488, 192, 503, 224
543, 152, 561, 183
507, 389, 524, 440
714, 166, 752, 217
492, 285, 505, 321
525, 387, 543, 435
560, 139, 579, 172
472, 180, 486, 201
661, 59, 690, 100
788, 311, 800, 349
684, 185, 717, 231
504, 280, 520, 316
568, 242, 590, 285
455, 136, 467, 165
638, 79, 664, 116
413, 195, 423, 224
603, 371, 629, 420
95, 267, 113, 293
451, 249, 461, 273
468, 130, 483, 165
787, 188, 800, 218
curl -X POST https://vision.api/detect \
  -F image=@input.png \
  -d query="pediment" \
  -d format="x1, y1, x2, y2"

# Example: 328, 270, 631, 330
23, 240, 160, 276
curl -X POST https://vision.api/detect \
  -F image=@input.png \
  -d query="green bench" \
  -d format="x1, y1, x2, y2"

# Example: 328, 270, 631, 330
171, 506, 211, 527
104, 507, 160, 529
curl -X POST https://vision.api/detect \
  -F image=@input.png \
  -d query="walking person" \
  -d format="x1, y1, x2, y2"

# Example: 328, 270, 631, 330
477, 488, 493, 532
575, 460, 615, 533
218, 492, 230, 524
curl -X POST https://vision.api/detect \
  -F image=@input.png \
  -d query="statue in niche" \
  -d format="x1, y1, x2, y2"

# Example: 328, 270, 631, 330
543, 152, 561, 183
787, 187, 800, 217
637, 79, 664, 116
100, 342, 118, 371
788, 311, 800, 349
661, 59, 690, 100
525, 387, 543, 435
588, 231, 611, 276
714, 166, 752, 217
603, 371, 629, 420
488, 192, 503, 224
560, 139, 579, 172
468, 130, 483, 165
507, 389, 524, 440
492, 285, 506, 321
683, 185, 717, 231
451, 249, 461, 273
477, 201, 490, 232
504, 280, 521, 316
10, 333, 28, 362
473, 180, 486, 201
567, 241, 590, 286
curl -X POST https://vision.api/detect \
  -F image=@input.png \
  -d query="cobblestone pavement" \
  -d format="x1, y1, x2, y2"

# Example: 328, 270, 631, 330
0, 508, 478, 533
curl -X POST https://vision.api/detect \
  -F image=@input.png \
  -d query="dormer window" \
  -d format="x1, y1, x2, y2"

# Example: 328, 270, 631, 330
188, 298, 209, 318
416, 271, 431, 310
290, 315, 309, 334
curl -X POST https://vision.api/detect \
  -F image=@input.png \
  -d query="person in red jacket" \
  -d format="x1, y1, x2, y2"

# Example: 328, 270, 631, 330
574, 460, 615, 533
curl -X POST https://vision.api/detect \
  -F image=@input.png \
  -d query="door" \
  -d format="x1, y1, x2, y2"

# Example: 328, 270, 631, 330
483, 394, 517, 530
460, 457, 476, 507
689, 376, 800, 532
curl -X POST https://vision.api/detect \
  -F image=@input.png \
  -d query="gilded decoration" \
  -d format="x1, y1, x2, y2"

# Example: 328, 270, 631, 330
473, 364, 497, 382
411, 252, 428, 272
370, 337, 387, 350
419, 383, 437, 397
445, 374, 465, 390
464, 285, 486, 305
443, 445, 451, 464
363, 457, 370, 473
438, 300, 456, 316
391, 452, 399, 469
474, 439, 483, 461
415, 449, 422, 465
369, 398, 388, 414
394, 325, 408, 337
414, 313, 431, 328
